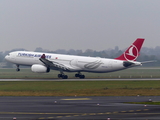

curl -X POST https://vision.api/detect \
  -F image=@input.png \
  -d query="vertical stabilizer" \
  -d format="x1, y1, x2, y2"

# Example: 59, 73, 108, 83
115, 38, 144, 61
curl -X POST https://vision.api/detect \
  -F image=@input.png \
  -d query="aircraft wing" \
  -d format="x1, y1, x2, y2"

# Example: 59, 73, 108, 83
39, 54, 70, 71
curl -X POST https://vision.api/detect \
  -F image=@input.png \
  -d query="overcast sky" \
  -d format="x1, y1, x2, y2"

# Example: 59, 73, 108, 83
1, 0, 160, 52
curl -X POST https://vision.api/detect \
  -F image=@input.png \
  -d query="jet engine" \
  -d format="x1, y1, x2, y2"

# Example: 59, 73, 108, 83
31, 64, 50, 73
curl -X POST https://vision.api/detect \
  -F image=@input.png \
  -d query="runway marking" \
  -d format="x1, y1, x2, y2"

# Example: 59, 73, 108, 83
56, 116, 63, 118
48, 117, 54, 119
38, 112, 160, 120
143, 109, 149, 111
39, 118, 45, 119
113, 111, 118, 114
106, 112, 111, 114
81, 113, 87, 116
61, 98, 91, 100
129, 110, 134, 112
0, 109, 149, 119
121, 111, 127, 113
39, 109, 151, 119
37, 109, 150, 119
98, 113, 105, 115
136, 110, 142, 112
89, 113, 96, 115
0, 112, 79, 115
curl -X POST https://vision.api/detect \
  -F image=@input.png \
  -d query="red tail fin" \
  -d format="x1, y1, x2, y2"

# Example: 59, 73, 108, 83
115, 38, 145, 61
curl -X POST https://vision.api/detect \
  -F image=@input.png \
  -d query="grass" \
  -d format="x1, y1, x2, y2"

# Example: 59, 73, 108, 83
126, 102, 160, 105
0, 68, 160, 96
1, 67, 160, 79
0, 81, 160, 96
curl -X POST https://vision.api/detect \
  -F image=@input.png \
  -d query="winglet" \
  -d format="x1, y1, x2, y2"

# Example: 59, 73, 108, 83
115, 38, 145, 61
41, 54, 46, 59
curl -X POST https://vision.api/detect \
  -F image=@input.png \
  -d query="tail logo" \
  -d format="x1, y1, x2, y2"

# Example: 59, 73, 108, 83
124, 44, 138, 61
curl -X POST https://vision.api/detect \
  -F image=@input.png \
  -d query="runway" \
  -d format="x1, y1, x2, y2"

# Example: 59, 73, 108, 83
0, 78, 160, 81
0, 79, 160, 120
0, 96, 160, 120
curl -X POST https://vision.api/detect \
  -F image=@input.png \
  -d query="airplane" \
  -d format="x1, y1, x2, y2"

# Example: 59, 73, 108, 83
5, 38, 145, 79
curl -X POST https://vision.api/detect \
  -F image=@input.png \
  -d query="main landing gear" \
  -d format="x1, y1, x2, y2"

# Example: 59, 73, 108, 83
58, 72, 85, 79
58, 71, 68, 79
75, 72, 85, 79
16, 65, 20, 71
58, 74, 68, 79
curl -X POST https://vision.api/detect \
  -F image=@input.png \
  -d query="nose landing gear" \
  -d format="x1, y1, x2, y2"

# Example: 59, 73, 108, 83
16, 65, 20, 71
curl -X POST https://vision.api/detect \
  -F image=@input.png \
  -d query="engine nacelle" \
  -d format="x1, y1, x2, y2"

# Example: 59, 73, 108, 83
31, 64, 50, 73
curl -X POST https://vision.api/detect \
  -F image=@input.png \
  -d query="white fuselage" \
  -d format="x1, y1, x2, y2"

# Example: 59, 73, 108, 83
5, 51, 141, 73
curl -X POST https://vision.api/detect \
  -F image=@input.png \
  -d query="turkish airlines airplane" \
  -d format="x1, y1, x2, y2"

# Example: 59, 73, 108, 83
5, 38, 145, 79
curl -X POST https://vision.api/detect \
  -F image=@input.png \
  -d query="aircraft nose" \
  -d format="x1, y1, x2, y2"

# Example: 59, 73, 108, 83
5, 55, 9, 61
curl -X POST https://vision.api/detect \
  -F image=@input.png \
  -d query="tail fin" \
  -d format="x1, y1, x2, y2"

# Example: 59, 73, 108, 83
115, 38, 145, 61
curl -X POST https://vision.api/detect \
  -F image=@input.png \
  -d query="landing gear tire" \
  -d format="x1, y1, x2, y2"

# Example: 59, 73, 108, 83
62, 75, 68, 79
75, 73, 85, 79
75, 73, 80, 77
79, 75, 85, 79
58, 74, 68, 79
16, 68, 20, 72
58, 74, 62, 78
16, 65, 20, 72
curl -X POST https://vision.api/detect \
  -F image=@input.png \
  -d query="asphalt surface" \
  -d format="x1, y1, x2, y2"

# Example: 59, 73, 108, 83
0, 96, 160, 120
0, 78, 160, 81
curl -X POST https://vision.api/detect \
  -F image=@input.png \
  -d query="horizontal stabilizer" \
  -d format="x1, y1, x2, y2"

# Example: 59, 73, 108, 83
141, 60, 157, 64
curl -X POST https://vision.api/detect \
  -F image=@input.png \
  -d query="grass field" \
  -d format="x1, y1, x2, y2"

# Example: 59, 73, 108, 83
126, 101, 160, 105
0, 81, 160, 96
1, 67, 160, 79
0, 68, 160, 96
